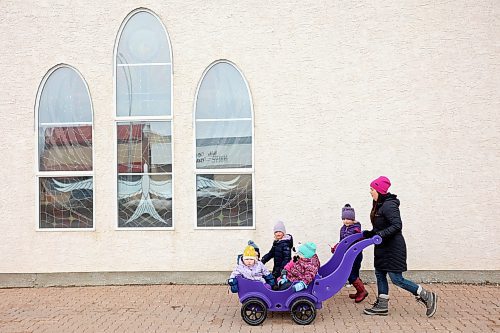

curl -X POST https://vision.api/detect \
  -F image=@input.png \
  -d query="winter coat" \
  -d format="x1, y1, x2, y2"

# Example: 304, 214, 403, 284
286, 254, 320, 286
229, 259, 270, 283
261, 234, 293, 278
371, 193, 407, 272
340, 222, 362, 240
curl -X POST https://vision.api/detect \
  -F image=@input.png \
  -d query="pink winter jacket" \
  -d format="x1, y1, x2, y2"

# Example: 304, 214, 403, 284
286, 254, 320, 285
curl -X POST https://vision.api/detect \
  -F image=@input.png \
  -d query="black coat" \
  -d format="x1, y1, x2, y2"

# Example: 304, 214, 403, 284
261, 234, 293, 278
371, 194, 407, 272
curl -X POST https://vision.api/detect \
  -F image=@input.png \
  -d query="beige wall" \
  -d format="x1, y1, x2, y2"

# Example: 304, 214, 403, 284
0, 1, 498, 275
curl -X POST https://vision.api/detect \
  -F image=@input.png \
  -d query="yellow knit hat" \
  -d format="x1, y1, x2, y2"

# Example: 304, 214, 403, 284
243, 245, 257, 260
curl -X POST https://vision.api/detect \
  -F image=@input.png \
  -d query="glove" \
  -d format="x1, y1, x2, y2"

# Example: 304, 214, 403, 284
228, 278, 238, 293
293, 281, 307, 292
362, 230, 375, 238
331, 243, 338, 253
264, 273, 275, 287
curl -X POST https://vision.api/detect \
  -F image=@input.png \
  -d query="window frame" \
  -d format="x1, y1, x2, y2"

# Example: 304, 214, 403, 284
113, 8, 174, 231
34, 64, 95, 231
193, 60, 255, 230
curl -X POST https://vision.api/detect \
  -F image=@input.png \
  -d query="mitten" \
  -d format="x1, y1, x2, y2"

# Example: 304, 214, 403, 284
264, 274, 275, 287
331, 243, 339, 253
293, 281, 307, 292
362, 230, 375, 238
277, 269, 288, 286
228, 278, 238, 293
278, 277, 288, 286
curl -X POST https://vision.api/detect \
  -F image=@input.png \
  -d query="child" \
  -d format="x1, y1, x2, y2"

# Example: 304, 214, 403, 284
228, 245, 275, 293
236, 240, 260, 264
331, 203, 368, 303
279, 242, 320, 292
261, 220, 294, 280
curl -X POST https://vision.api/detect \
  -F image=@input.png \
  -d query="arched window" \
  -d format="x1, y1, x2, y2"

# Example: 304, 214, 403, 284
195, 61, 254, 228
36, 65, 94, 229
115, 9, 173, 229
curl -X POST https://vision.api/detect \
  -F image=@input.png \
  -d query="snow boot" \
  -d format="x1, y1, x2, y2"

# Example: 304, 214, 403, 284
416, 286, 438, 318
363, 294, 389, 315
349, 278, 368, 303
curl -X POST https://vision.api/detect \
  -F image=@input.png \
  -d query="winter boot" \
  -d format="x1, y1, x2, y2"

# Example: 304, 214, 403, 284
349, 278, 368, 303
363, 294, 389, 316
416, 286, 438, 318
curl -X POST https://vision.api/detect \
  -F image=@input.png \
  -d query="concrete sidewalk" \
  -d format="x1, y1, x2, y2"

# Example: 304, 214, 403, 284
0, 283, 498, 332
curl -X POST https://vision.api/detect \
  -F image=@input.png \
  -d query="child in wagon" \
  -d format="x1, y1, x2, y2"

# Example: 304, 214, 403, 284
261, 220, 294, 280
278, 242, 320, 292
228, 245, 275, 293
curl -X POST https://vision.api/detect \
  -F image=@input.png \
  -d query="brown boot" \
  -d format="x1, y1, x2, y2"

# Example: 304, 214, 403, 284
350, 278, 368, 303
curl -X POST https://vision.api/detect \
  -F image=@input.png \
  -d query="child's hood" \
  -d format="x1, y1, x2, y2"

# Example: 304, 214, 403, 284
277, 234, 293, 244
298, 253, 320, 266
347, 221, 362, 229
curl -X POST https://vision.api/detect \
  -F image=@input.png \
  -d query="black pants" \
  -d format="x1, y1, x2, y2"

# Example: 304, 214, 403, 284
348, 253, 363, 284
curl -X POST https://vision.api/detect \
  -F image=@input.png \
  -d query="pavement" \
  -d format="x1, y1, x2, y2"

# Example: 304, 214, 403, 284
0, 283, 498, 332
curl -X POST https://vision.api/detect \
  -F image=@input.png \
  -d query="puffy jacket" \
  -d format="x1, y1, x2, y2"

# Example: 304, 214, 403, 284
340, 222, 362, 240
229, 259, 270, 283
287, 254, 320, 286
371, 193, 407, 272
261, 234, 293, 278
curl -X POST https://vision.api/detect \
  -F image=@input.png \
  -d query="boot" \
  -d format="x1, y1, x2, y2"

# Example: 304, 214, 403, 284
363, 294, 389, 316
416, 286, 438, 318
349, 278, 368, 303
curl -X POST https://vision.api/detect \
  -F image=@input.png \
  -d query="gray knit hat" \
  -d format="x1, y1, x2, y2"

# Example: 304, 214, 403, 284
273, 220, 286, 234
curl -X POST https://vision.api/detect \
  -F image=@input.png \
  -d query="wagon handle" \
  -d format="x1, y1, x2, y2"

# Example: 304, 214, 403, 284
312, 235, 381, 302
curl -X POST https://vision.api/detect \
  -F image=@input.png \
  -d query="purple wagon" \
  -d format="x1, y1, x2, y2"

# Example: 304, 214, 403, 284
235, 234, 382, 325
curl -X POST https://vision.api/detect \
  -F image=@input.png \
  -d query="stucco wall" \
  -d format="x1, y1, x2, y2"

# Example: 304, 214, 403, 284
0, 1, 498, 276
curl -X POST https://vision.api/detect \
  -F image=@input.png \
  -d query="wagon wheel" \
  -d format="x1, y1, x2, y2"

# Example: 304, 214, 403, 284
290, 298, 316, 325
241, 298, 267, 326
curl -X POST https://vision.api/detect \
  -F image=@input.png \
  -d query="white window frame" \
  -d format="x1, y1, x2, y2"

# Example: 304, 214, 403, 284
34, 64, 95, 232
113, 8, 174, 231
193, 60, 255, 230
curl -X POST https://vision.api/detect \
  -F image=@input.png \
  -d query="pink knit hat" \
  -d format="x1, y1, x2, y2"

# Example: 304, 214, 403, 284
370, 176, 391, 194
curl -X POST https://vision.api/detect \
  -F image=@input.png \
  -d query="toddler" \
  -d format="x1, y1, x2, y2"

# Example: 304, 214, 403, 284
236, 240, 260, 264
261, 220, 294, 279
228, 245, 275, 293
278, 242, 320, 292
331, 203, 368, 302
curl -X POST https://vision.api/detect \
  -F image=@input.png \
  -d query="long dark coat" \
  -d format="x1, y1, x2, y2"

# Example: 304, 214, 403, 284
371, 194, 407, 272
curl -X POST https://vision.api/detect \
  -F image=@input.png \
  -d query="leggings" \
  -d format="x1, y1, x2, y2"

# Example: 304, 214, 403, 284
375, 269, 419, 296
